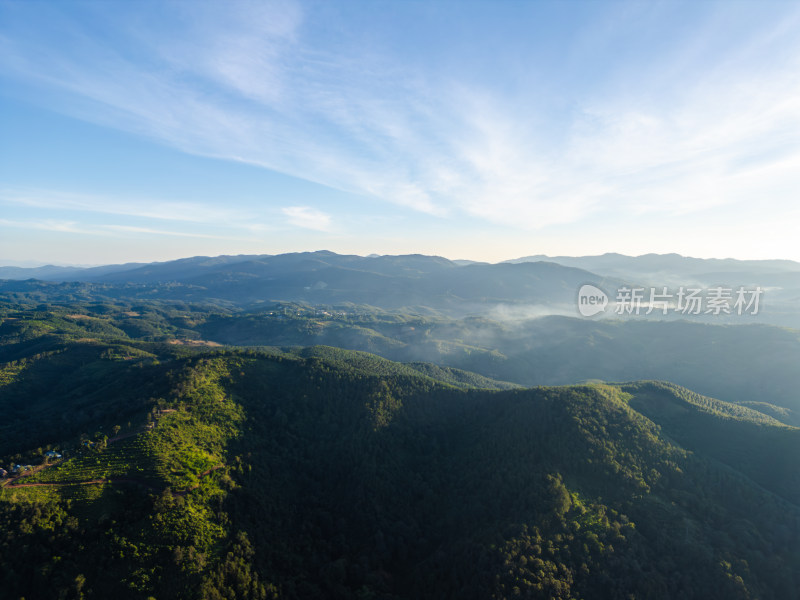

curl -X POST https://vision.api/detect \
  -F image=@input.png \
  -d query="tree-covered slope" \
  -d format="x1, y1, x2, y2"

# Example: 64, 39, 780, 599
199, 309, 800, 417
2, 324, 800, 599
622, 380, 800, 506
4, 296, 800, 419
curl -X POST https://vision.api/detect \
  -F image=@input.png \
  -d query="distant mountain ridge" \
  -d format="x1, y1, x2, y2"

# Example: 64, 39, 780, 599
0, 261, 147, 281
0, 251, 625, 315
2, 250, 799, 324
506, 252, 800, 291
508, 253, 800, 326
5, 251, 800, 282
0, 251, 453, 282
505, 252, 800, 273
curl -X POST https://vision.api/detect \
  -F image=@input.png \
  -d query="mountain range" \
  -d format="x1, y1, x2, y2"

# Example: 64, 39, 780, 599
3, 251, 800, 598
2, 251, 800, 326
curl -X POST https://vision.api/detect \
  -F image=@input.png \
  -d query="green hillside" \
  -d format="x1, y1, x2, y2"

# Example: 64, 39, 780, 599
623, 381, 800, 506
198, 306, 800, 416
2, 317, 800, 599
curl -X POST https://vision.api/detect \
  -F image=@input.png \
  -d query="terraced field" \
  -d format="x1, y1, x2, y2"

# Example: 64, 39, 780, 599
1, 407, 228, 504
18, 434, 162, 486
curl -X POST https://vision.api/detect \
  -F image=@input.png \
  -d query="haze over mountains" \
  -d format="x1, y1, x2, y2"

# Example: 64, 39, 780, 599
2, 250, 800, 418
6, 250, 800, 284
507, 252, 800, 278
2, 251, 799, 325
0, 251, 624, 316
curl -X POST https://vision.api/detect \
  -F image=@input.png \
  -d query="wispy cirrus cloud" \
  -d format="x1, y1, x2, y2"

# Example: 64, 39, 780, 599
0, 217, 105, 235
2, 0, 799, 233
281, 206, 332, 232
101, 225, 227, 239
0, 188, 254, 225
0, 217, 248, 242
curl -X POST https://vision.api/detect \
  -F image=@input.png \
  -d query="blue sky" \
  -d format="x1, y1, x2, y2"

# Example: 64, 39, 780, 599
1, 0, 799, 265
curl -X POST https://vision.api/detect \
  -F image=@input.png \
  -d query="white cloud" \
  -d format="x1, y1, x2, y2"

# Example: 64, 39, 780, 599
101, 225, 225, 239
2, 1, 799, 234
281, 206, 332, 231
0, 218, 103, 235
0, 188, 254, 224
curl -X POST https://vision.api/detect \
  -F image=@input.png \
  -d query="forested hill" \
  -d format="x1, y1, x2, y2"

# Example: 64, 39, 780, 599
4, 299, 799, 417
2, 323, 800, 598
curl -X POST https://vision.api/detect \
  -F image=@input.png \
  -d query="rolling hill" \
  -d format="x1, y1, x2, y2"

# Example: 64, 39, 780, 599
2, 317, 800, 599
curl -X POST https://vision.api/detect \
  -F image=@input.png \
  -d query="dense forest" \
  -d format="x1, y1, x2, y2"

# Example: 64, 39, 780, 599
2, 306, 800, 598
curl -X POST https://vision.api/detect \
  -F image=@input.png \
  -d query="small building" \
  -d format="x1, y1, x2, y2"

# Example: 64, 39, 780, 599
44, 451, 62, 459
